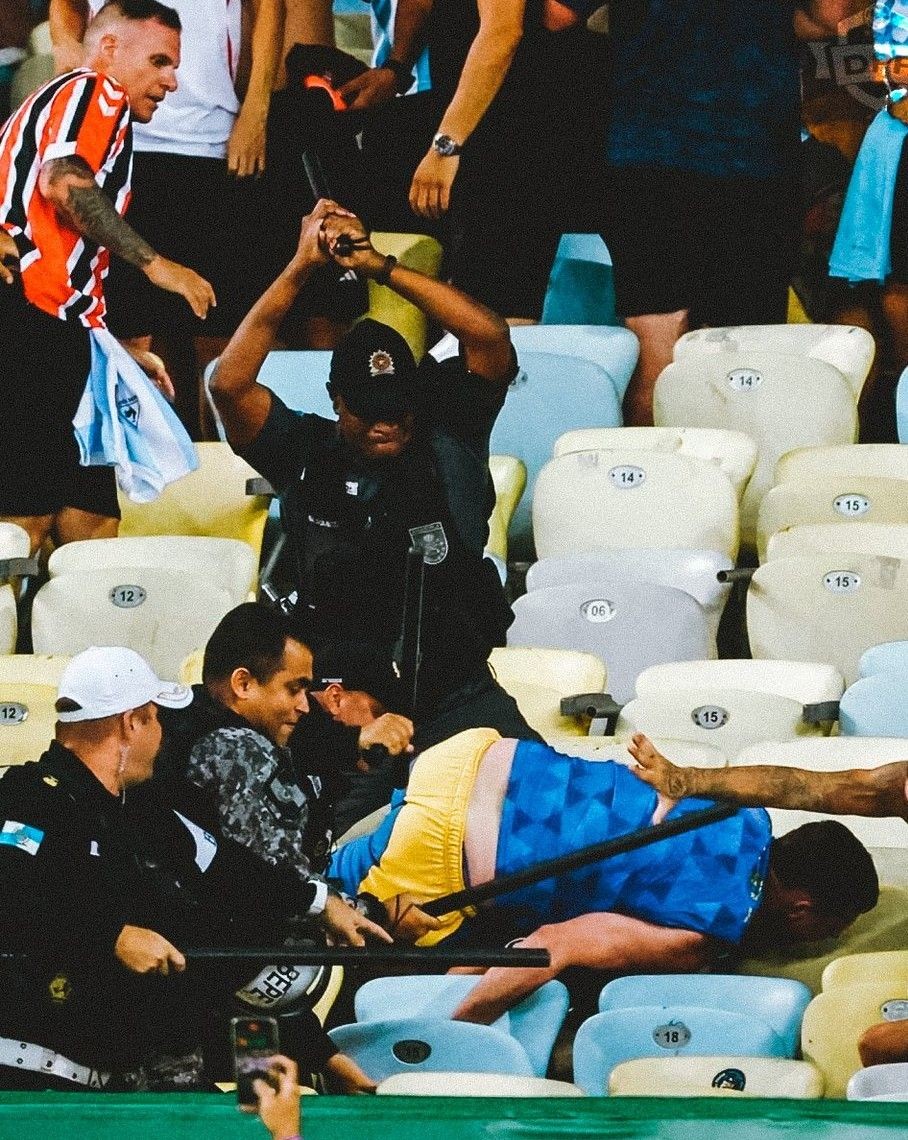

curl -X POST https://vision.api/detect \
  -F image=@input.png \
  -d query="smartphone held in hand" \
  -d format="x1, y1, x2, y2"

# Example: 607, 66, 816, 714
231, 1015, 279, 1107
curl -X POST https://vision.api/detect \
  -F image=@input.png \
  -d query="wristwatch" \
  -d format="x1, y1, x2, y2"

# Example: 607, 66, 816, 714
432, 133, 463, 157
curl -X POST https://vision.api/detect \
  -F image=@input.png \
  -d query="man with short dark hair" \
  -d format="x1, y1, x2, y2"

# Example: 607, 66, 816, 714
0, 0, 215, 553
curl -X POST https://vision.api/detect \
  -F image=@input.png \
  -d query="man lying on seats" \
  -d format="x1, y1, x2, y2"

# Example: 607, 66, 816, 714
329, 729, 879, 1024
0, 646, 388, 1091
629, 731, 907, 1071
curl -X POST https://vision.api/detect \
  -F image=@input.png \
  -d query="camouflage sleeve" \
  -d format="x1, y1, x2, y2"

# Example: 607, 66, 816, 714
187, 728, 319, 885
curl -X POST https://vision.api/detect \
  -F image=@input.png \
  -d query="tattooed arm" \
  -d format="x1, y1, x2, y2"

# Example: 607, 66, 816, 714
37, 155, 216, 318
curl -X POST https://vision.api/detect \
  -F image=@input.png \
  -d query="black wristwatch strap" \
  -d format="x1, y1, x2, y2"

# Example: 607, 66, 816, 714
374, 254, 398, 286
382, 57, 415, 94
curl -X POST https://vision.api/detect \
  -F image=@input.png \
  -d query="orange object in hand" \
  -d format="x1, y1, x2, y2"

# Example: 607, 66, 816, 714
303, 74, 348, 111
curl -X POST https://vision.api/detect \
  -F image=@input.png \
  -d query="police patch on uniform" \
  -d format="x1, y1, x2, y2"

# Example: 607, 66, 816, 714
0, 820, 44, 855
408, 522, 448, 565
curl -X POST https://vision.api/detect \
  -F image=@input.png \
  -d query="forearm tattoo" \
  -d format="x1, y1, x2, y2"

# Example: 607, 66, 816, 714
45, 156, 156, 268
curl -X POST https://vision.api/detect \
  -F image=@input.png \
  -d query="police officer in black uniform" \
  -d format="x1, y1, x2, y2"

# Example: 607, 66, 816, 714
0, 646, 385, 1091
211, 199, 541, 763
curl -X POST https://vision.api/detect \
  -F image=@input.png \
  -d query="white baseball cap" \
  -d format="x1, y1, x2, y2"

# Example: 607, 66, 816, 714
56, 646, 193, 722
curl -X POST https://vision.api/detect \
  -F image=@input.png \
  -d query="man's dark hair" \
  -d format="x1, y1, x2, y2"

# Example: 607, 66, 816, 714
98, 0, 182, 31
770, 820, 879, 923
203, 603, 307, 686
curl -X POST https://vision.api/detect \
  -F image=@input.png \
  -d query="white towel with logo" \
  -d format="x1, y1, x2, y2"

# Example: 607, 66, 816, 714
73, 327, 198, 502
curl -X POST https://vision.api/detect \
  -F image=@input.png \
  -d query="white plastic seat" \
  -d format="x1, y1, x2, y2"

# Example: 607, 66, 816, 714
732, 736, 908, 849
378, 1073, 585, 1097
776, 444, 908, 485
0, 522, 30, 566
757, 476, 908, 562
486, 455, 526, 568
609, 1056, 823, 1098
0, 682, 58, 765
31, 568, 235, 681
553, 426, 757, 502
533, 449, 739, 562
635, 659, 845, 707
0, 588, 16, 656
654, 350, 857, 550
48, 535, 257, 606
674, 324, 875, 399
508, 323, 639, 402
766, 522, 908, 564
549, 735, 729, 768
848, 1062, 908, 1101
747, 554, 908, 685
823, 950, 908, 992
802, 981, 908, 1098
508, 580, 713, 703
488, 646, 606, 740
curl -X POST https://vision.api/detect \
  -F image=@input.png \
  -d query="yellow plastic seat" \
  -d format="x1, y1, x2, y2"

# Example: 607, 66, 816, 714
608, 1055, 824, 1098
179, 649, 204, 686
801, 981, 908, 1098
377, 1073, 585, 1096
0, 654, 70, 687
732, 736, 908, 849
674, 324, 876, 399
747, 554, 908, 686
31, 568, 235, 681
757, 476, 908, 562
654, 351, 857, 551
767, 522, 908, 563
486, 455, 526, 566
553, 426, 757, 503
48, 535, 257, 606
776, 444, 908, 485
0, 588, 16, 656
0, 682, 59, 765
533, 449, 739, 561
118, 443, 270, 572
823, 950, 908, 992
488, 646, 606, 740
367, 233, 444, 359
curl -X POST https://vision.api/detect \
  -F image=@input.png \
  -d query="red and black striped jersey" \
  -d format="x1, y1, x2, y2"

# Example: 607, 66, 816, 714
0, 69, 133, 328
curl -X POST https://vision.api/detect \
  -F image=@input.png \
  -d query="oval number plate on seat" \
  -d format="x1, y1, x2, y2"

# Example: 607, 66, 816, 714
833, 494, 871, 517
823, 572, 861, 594
109, 585, 147, 609
581, 599, 615, 623
0, 703, 28, 725
691, 705, 729, 730
653, 1021, 692, 1050
608, 465, 646, 489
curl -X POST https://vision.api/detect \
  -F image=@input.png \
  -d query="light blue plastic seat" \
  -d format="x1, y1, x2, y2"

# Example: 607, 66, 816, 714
598, 975, 812, 1058
508, 325, 639, 402
508, 579, 712, 703
839, 674, 908, 736
897, 364, 908, 443
859, 640, 908, 678
328, 1018, 535, 1083
541, 234, 618, 326
205, 350, 334, 441
573, 1006, 783, 1096
353, 976, 569, 1077
490, 351, 623, 557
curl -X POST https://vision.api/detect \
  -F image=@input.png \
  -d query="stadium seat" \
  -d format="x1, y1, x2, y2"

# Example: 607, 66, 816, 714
860, 640, 908, 678
801, 981, 908, 1098
758, 477, 908, 563
488, 646, 607, 740
48, 535, 257, 606
0, 522, 37, 605
533, 450, 739, 562
823, 950, 908, 992
31, 568, 235, 681
540, 233, 618, 327
608, 1056, 824, 1098
551, 735, 729, 769
654, 350, 857, 550
598, 975, 812, 1057
766, 522, 908, 563
354, 976, 569, 1077
508, 580, 713, 703
0, 682, 58, 766
732, 736, 908, 849
839, 675, 908, 737
490, 352, 623, 556
0, 588, 16, 656
573, 1006, 784, 1096
0, 522, 30, 566
526, 549, 733, 642
368, 232, 444, 358
378, 1072, 585, 1096
486, 456, 526, 572
848, 1062, 908, 1101
674, 324, 876, 399
204, 350, 334, 441
508, 323, 639, 402
776, 444, 908, 485
552, 426, 757, 503
0, 654, 69, 687
746, 554, 908, 685
897, 365, 908, 443
118, 443, 271, 573
328, 1018, 535, 1083
634, 659, 845, 707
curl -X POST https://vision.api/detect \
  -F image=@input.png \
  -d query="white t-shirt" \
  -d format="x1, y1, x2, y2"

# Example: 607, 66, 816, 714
88, 0, 242, 158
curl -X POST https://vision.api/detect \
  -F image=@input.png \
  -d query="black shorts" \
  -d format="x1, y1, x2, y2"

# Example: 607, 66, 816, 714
0, 284, 118, 519
602, 164, 802, 324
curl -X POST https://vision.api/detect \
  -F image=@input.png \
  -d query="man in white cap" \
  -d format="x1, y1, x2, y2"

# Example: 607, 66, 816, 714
0, 645, 384, 1091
